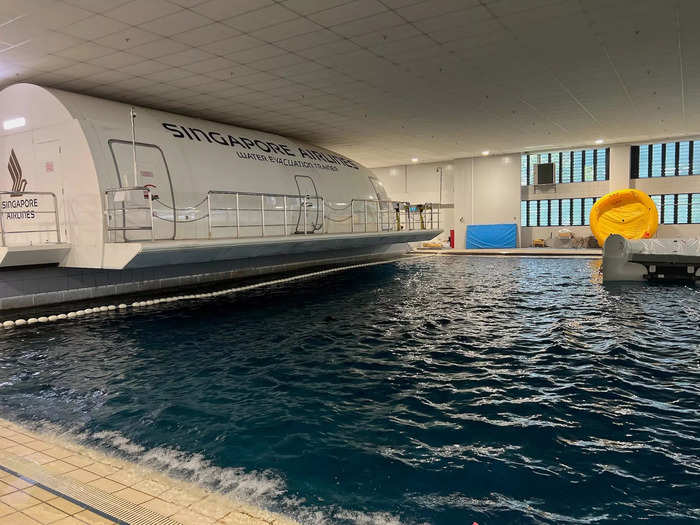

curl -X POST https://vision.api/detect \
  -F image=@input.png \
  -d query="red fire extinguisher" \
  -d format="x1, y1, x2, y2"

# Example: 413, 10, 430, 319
449, 229, 455, 248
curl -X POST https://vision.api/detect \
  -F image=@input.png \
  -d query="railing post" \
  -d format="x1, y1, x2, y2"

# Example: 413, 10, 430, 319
376, 202, 379, 232
303, 195, 307, 235
207, 193, 212, 239
261, 194, 265, 237
321, 198, 325, 233
0, 209, 5, 247
104, 192, 110, 243
235, 193, 240, 238
283, 195, 288, 236
364, 200, 368, 232
148, 190, 154, 241
351, 201, 354, 233
53, 193, 61, 243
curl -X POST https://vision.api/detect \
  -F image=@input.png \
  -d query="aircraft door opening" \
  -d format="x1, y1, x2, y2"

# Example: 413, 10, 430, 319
294, 175, 322, 234
109, 140, 175, 240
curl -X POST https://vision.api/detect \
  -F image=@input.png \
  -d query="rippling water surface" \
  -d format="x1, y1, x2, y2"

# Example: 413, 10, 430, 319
0, 256, 699, 524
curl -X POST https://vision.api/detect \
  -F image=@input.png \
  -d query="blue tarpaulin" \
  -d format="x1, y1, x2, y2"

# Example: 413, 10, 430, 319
466, 224, 517, 249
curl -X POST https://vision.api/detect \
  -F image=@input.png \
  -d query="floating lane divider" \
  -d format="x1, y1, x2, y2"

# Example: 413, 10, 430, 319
2, 255, 432, 329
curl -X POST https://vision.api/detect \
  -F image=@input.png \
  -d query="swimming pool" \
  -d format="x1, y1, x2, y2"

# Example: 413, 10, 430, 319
0, 256, 698, 524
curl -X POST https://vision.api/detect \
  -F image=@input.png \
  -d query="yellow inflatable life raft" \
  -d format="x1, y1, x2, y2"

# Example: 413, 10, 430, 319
589, 189, 658, 246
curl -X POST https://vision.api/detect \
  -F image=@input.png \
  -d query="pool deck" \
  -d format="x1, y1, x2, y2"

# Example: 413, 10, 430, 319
0, 418, 297, 525
415, 247, 602, 257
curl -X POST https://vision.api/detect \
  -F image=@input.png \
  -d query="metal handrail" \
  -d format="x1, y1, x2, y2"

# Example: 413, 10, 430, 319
104, 187, 154, 241
0, 190, 61, 246
103, 187, 444, 242
349, 200, 442, 232
207, 190, 324, 238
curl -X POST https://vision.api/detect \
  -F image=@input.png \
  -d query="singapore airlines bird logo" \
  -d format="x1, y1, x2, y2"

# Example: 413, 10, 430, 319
8, 149, 26, 193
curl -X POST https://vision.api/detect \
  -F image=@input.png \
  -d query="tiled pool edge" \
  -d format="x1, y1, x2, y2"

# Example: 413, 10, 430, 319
0, 418, 298, 525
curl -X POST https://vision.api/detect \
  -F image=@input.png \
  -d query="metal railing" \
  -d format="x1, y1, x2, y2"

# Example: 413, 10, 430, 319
0, 191, 61, 246
104, 187, 445, 242
207, 191, 324, 238
344, 200, 442, 233
104, 187, 155, 242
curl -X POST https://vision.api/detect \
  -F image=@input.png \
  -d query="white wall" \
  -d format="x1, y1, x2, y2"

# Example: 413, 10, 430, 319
373, 140, 700, 249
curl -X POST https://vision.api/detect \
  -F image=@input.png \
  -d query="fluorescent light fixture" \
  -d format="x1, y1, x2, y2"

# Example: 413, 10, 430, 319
481, 150, 490, 156
595, 138, 604, 144
411, 158, 419, 163
3, 117, 25, 130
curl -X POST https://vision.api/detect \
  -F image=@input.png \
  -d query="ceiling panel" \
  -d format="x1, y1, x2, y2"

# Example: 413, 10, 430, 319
0, 0, 692, 167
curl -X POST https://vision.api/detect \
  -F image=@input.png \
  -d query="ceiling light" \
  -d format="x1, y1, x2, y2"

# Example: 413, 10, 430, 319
595, 139, 604, 144
411, 158, 419, 163
3, 117, 25, 130
481, 150, 490, 156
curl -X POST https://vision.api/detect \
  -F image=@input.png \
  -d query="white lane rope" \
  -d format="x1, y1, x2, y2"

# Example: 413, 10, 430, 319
1, 255, 432, 329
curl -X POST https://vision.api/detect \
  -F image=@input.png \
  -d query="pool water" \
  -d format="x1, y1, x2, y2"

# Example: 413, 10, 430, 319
0, 256, 699, 524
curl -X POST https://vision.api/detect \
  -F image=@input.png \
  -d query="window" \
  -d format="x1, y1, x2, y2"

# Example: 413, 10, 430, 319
664, 143, 676, 177
651, 143, 662, 177
521, 147, 609, 186
561, 152, 571, 183
692, 194, 700, 223
550, 199, 560, 226
646, 193, 700, 224
595, 149, 607, 181
572, 151, 583, 182
584, 150, 594, 182
539, 199, 549, 226
583, 198, 594, 225
632, 139, 700, 178
638, 145, 649, 178
520, 197, 602, 226
572, 198, 583, 225
677, 194, 689, 224
528, 200, 538, 226
662, 194, 675, 224
561, 199, 571, 226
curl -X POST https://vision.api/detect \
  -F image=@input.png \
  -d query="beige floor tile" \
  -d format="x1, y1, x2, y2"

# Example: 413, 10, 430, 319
22, 486, 55, 502
0, 511, 42, 525
46, 497, 84, 515
0, 438, 15, 450
189, 494, 234, 520
0, 482, 17, 496
112, 487, 152, 505
131, 478, 168, 497
43, 448, 73, 460
52, 517, 86, 525
25, 452, 55, 465
43, 461, 77, 475
0, 490, 42, 510
7, 433, 37, 445
23, 502, 70, 524
6, 445, 36, 457
2, 474, 34, 490
63, 456, 93, 469
82, 463, 116, 477
159, 486, 205, 507
65, 469, 101, 484
86, 478, 125, 494
72, 509, 116, 525
170, 507, 216, 525
0, 502, 13, 517
24, 441, 53, 452
140, 497, 182, 517
217, 511, 266, 525
105, 469, 143, 486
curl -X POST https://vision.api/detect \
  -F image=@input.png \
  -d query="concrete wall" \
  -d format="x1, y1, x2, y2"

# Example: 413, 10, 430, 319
372, 140, 700, 249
